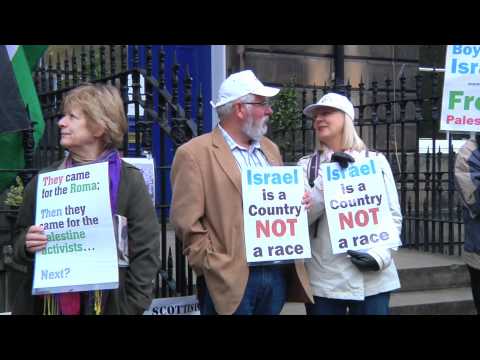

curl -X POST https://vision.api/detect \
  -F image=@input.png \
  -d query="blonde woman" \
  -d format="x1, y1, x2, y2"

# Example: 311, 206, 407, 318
299, 92, 402, 315
12, 83, 160, 315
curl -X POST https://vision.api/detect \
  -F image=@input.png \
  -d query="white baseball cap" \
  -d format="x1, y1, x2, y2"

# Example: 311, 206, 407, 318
303, 92, 355, 120
210, 70, 280, 108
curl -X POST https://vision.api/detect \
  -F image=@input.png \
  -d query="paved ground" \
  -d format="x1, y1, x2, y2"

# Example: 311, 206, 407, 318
391, 248, 464, 269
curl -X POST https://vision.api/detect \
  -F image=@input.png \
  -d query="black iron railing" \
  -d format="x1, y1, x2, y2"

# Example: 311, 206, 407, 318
0, 45, 203, 312
0, 46, 468, 313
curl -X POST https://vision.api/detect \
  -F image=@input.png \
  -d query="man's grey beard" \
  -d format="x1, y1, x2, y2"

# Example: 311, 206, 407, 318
242, 114, 268, 142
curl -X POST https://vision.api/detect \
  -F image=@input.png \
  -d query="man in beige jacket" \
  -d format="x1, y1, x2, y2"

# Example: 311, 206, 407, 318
170, 70, 312, 315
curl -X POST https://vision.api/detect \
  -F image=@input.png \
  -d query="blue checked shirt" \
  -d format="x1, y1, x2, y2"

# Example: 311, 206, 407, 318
218, 124, 270, 169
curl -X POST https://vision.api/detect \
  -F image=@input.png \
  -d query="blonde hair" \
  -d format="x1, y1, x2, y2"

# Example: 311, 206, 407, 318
317, 113, 366, 152
62, 83, 127, 149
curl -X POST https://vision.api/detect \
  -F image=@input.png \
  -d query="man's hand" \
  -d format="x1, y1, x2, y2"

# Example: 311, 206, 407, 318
331, 152, 355, 169
347, 250, 380, 271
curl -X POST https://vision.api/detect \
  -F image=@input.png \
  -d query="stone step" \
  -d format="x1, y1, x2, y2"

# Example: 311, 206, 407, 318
390, 287, 476, 315
397, 264, 470, 292
281, 302, 306, 315
393, 248, 470, 292
392, 248, 465, 270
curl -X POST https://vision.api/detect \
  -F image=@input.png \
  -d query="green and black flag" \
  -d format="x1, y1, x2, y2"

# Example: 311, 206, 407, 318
0, 46, 29, 133
0, 45, 47, 192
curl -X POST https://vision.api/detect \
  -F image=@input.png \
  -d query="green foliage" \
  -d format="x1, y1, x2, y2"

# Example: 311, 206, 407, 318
269, 77, 300, 160
269, 77, 300, 130
4, 176, 24, 207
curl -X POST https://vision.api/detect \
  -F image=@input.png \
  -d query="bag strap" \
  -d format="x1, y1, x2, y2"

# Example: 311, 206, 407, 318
307, 150, 322, 238
308, 150, 321, 187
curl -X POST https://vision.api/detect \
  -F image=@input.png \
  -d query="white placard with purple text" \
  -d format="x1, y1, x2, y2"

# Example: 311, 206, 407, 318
440, 45, 480, 132
32, 162, 119, 295
321, 157, 401, 254
241, 166, 311, 263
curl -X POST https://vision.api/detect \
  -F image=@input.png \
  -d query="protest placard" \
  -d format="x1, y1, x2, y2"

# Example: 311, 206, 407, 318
241, 166, 311, 264
32, 162, 119, 295
321, 157, 401, 254
143, 295, 200, 315
440, 45, 480, 132
122, 157, 155, 205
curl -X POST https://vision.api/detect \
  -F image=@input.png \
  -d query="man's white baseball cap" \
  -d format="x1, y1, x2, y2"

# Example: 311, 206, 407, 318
210, 70, 280, 108
303, 92, 355, 120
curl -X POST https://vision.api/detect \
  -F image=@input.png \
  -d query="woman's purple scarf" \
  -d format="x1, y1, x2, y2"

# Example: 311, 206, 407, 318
65, 149, 122, 214
57, 149, 122, 315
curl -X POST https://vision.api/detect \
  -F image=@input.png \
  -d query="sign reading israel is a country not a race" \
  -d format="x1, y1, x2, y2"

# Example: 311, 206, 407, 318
241, 166, 311, 263
440, 45, 480, 132
321, 157, 401, 254
32, 162, 119, 295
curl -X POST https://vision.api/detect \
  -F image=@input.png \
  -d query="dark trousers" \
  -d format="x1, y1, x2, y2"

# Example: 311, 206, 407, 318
197, 266, 287, 315
467, 265, 480, 314
196, 275, 206, 312
305, 292, 391, 315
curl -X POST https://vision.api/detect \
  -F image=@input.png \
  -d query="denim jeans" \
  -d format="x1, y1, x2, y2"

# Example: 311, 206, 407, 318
305, 292, 391, 315
199, 265, 287, 315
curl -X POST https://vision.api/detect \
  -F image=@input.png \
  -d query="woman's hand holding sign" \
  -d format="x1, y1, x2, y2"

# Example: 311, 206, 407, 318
302, 191, 312, 211
25, 225, 48, 253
